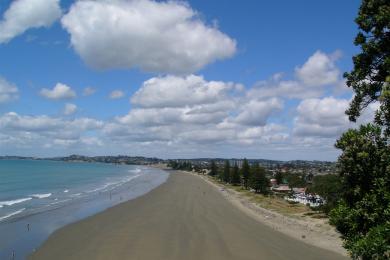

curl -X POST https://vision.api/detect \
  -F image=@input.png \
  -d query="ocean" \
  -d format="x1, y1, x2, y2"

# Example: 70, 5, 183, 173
0, 159, 169, 259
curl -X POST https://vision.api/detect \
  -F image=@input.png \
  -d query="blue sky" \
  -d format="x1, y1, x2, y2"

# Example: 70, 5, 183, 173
0, 0, 374, 160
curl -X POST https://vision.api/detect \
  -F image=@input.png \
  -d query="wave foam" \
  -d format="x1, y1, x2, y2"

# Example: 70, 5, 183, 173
129, 168, 142, 174
0, 208, 26, 222
0, 197, 32, 208
31, 193, 52, 199
85, 173, 143, 194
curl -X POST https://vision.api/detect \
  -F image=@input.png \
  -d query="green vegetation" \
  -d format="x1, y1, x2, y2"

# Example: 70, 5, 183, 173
241, 158, 250, 189
207, 177, 309, 216
307, 174, 342, 214
283, 172, 306, 188
274, 170, 283, 185
343, 0, 390, 131
222, 160, 230, 183
209, 160, 218, 177
208, 160, 269, 195
230, 164, 241, 186
330, 124, 390, 259
168, 160, 193, 171
249, 163, 268, 194
329, 1, 390, 258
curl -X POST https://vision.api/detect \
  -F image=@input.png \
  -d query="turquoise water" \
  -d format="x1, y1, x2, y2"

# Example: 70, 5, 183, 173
0, 160, 169, 259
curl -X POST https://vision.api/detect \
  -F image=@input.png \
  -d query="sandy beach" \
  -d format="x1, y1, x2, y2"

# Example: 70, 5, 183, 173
30, 171, 348, 260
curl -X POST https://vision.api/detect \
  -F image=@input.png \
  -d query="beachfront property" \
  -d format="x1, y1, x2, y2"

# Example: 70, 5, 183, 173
285, 191, 325, 208
269, 180, 324, 207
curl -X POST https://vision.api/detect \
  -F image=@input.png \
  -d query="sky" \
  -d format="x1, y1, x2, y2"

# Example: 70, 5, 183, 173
0, 0, 376, 160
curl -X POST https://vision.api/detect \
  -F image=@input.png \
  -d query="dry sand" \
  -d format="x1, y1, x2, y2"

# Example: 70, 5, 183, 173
192, 172, 348, 257
30, 171, 348, 260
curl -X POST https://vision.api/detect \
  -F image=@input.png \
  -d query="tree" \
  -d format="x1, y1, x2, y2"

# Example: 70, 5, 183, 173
274, 170, 283, 185
283, 172, 306, 188
249, 164, 268, 194
241, 158, 250, 189
328, 1, 390, 258
330, 124, 390, 259
230, 164, 241, 185
343, 0, 390, 134
209, 160, 218, 177
306, 174, 342, 214
222, 160, 230, 183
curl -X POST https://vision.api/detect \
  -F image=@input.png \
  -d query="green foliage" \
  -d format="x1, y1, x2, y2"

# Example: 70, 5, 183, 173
283, 172, 306, 188
307, 174, 342, 213
249, 164, 268, 194
241, 158, 250, 189
274, 170, 283, 185
230, 164, 241, 185
168, 160, 193, 171
376, 81, 390, 137
222, 160, 230, 183
335, 2, 390, 257
209, 160, 218, 176
344, 0, 390, 130
330, 124, 390, 259
348, 222, 390, 260
335, 124, 388, 206
344, 0, 390, 124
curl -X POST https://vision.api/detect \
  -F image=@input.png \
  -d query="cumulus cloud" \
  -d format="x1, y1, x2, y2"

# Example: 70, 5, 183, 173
293, 97, 350, 138
0, 76, 19, 103
293, 96, 379, 138
63, 103, 77, 115
295, 50, 340, 86
233, 98, 283, 126
131, 75, 240, 108
0, 112, 102, 133
109, 90, 125, 99
104, 74, 285, 149
249, 51, 345, 100
1, 49, 362, 160
61, 0, 236, 74
0, 0, 62, 44
40, 83, 76, 100
0, 112, 104, 150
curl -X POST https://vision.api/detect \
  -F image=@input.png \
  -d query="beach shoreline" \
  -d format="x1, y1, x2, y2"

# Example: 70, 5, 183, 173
30, 169, 348, 260
0, 162, 169, 260
185, 170, 347, 256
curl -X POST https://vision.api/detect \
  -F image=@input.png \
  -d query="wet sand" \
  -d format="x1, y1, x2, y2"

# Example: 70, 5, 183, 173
30, 171, 348, 260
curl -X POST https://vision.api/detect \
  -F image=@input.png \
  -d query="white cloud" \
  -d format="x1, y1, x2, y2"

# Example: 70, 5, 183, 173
295, 50, 340, 86
40, 83, 76, 100
233, 98, 283, 126
0, 112, 103, 133
0, 112, 104, 150
109, 90, 125, 99
63, 103, 77, 115
293, 97, 350, 138
61, 0, 236, 74
83, 87, 96, 96
1, 49, 366, 160
131, 75, 239, 108
104, 74, 286, 150
249, 51, 344, 100
0, 0, 62, 44
250, 79, 322, 100
0, 76, 18, 103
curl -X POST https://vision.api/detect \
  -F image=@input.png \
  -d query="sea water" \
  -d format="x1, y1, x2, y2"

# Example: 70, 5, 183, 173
0, 159, 169, 259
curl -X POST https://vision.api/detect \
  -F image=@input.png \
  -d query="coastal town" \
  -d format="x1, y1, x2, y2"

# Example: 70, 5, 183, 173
167, 158, 333, 209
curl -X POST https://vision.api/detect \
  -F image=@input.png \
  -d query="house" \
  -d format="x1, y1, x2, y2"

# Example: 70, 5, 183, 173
271, 185, 291, 193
